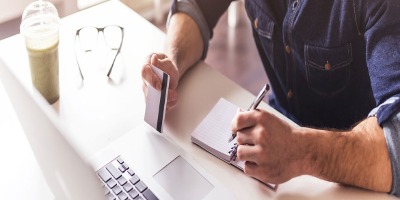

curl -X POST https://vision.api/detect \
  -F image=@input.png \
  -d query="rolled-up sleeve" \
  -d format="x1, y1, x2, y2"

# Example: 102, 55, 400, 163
363, 0, 400, 196
383, 111, 400, 196
369, 98, 400, 196
167, 0, 233, 59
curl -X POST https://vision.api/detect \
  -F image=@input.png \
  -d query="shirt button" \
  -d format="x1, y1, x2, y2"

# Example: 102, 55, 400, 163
292, 0, 299, 10
325, 61, 331, 71
254, 18, 259, 29
287, 90, 293, 99
285, 45, 291, 54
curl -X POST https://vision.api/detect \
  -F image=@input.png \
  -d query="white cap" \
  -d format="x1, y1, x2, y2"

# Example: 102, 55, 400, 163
20, 0, 60, 50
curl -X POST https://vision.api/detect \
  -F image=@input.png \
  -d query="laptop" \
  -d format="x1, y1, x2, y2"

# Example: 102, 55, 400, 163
0, 58, 235, 200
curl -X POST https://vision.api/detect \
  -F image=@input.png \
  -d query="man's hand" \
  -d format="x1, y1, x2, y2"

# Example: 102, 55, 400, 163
141, 53, 179, 110
231, 109, 305, 184
231, 109, 392, 192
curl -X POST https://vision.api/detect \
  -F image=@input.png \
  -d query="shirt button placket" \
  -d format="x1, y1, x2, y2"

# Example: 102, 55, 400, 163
292, 0, 299, 10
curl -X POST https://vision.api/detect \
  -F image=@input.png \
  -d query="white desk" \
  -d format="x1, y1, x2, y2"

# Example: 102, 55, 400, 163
0, 1, 395, 199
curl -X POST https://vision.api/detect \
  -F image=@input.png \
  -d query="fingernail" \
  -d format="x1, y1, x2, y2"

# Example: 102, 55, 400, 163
151, 53, 158, 64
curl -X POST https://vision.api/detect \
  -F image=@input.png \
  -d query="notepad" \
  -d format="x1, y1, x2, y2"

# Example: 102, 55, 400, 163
191, 98, 278, 190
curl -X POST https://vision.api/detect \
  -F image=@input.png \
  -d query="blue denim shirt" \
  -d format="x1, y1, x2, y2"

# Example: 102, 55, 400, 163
168, 0, 400, 195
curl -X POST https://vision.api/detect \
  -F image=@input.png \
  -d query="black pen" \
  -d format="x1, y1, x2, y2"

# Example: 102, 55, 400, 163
228, 84, 270, 142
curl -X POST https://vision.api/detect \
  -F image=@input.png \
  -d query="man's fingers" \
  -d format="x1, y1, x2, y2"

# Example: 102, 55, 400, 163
145, 53, 153, 64
243, 160, 259, 178
150, 53, 168, 68
236, 128, 255, 145
166, 90, 178, 110
168, 89, 178, 103
166, 100, 177, 111
150, 53, 160, 67
231, 110, 258, 132
236, 144, 260, 163
141, 64, 161, 91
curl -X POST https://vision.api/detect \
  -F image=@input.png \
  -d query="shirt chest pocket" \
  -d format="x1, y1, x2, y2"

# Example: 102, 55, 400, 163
305, 43, 353, 96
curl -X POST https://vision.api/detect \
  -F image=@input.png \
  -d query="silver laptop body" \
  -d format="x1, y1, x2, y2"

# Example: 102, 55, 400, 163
0, 58, 234, 200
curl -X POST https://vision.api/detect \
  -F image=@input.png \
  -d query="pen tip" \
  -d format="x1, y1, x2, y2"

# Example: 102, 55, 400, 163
266, 84, 270, 90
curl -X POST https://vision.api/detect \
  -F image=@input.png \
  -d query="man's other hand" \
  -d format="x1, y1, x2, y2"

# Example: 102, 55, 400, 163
141, 53, 179, 110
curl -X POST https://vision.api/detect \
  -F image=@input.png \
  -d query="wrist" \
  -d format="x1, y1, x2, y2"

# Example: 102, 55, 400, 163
288, 126, 314, 176
293, 126, 330, 177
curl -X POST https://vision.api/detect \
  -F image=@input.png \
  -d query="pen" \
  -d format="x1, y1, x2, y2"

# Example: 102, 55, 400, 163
228, 84, 270, 142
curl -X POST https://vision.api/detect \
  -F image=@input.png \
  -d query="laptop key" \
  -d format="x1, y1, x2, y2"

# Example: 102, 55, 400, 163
118, 165, 126, 173
106, 192, 116, 200
122, 163, 129, 170
134, 196, 144, 200
103, 157, 156, 200
129, 175, 140, 185
112, 185, 122, 195
107, 179, 117, 189
128, 189, 139, 198
123, 183, 134, 192
127, 169, 135, 176
143, 189, 158, 200
135, 181, 147, 193
117, 176, 127, 186
117, 191, 128, 200
117, 157, 124, 164
102, 185, 110, 195
98, 168, 112, 182
107, 164, 122, 179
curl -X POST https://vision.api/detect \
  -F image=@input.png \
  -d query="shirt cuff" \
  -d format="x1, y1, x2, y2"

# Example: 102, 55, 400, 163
381, 112, 400, 196
370, 98, 400, 196
166, 0, 210, 59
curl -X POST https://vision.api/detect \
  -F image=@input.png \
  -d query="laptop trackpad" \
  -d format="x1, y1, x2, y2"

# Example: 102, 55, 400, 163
154, 156, 214, 200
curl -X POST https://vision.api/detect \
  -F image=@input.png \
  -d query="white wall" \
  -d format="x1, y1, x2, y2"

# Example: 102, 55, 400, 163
121, 0, 171, 24
0, 0, 78, 24
0, 0, 78, 39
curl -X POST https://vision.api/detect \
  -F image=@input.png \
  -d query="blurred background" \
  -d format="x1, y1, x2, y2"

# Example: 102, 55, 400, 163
0, 0, 266, 96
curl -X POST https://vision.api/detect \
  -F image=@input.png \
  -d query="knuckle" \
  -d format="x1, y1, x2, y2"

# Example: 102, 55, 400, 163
254, 129, 263, 142
255, 145, 264, 157
141, 64, 152, 80
255, 129, 267, 144
236, 134, 244, 145
236, 146, 245, 160
243, 165, 250, 175
168, 90, 178, 101
243, 162, 255, 177
257, 110, 268, 121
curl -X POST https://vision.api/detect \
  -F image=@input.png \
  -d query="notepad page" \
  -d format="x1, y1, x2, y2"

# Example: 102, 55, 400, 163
191, 98, 239, 161
191, 98, 278, 191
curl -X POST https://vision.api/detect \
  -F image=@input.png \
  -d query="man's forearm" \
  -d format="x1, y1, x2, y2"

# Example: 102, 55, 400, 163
165, 12, 204, 79
299, 117, 392, 192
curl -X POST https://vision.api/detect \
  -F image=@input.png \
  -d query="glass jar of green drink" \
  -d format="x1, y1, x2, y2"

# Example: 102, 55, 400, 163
20, 0, 60, 104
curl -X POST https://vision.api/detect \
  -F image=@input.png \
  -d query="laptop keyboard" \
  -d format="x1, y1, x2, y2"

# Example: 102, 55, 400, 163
97, 157, 158, 200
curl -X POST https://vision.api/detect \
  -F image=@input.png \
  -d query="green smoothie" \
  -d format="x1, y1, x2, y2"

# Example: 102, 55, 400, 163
27, 40, 59, 104
21, 1, 60, 104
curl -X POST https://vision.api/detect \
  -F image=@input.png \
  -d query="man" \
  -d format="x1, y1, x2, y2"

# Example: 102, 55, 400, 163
141, 0, 400, 195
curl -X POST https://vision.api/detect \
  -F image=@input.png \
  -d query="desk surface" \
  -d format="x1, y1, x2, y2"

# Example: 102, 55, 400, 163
0, 1, 395, 199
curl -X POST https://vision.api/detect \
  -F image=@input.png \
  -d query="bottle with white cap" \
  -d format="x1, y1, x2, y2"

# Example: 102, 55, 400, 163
20, 0, 60, 104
